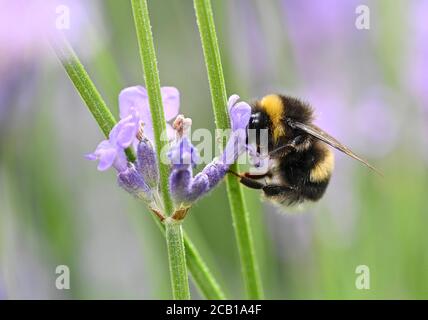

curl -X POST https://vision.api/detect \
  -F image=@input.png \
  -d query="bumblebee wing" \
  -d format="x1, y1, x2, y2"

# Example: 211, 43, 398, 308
291, 121, 382, 176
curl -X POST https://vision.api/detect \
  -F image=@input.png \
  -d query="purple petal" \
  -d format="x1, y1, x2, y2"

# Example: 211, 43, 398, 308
227, 94, 251, 131
230, 101, 251, 131
119, 86, 148, 119
168, 137, 199, 168
142, 119, 155, 143
161, 86, 180, 121
86, 140, 119, 171
95, 139, 114, 151
221, 130, 247, 164
166, 124, 175, 141
97, 148, 117, 171
180, 138, 199, 166
227, 94, 240, 111
118, 85, 181, 143
85, 153, 97, 161
115, 123, 139, 148
109, 111, 140, 148
113, 149, 129, 173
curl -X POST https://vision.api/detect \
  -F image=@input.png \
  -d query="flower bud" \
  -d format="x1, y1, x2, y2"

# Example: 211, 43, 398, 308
117, 164, 152, 201
136, 138, 159, 189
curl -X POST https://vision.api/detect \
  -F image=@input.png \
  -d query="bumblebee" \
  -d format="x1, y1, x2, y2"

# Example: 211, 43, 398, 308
230, 94, 380, 206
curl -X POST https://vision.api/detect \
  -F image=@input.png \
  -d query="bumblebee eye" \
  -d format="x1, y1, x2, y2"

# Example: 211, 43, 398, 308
248, 113, 258, 129
249, 112, 268, 129
285, 117, 295, 128
250, 113, 260, 125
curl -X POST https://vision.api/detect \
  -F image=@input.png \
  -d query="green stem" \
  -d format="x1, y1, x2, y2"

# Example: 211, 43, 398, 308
152, 216, 226, 299
51, 35, 135, 162
164, 219, 190, 300
194, 0, 263, 299
51, 36, 115, 138
130, 0, 189, 299
52, 35, 225, 300
130, 0, 173, 216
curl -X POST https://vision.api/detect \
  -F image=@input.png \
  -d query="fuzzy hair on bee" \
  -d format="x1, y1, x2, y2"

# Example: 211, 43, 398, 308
229, 93, 380, 206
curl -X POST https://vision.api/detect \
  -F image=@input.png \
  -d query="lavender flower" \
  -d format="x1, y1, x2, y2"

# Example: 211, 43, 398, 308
168, 96, 251, 206
119, 86, 180, 143
222, 95, 253, 164
85, 109, 139, 172
117, 164, 152, 201
227, 94, 252, 132
86, 85, 179, 207
88, 86, 252, 215
168, 134, 217, 204
136, 137, 159, 188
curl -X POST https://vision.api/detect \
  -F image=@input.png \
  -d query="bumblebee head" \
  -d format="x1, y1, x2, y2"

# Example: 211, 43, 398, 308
247, 110, 270, 152
250, 94, 314, 151
248, 111, 270, 131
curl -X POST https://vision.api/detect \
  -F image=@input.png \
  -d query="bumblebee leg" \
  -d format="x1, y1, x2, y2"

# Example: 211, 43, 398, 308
262, 184, 296, 196
243, 172, 271, 179
227, 170, 265, 190
239, 176, 265, 189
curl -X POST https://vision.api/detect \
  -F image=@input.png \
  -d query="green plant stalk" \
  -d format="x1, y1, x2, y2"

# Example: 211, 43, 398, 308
52, 37, 115, 137
194, 0, 263, 299
51, 35, 135, 162
164, 219, 190, 299
152, 217, 226, 299
53, 35, 225, 300
131, 0, 190, 299
130, 0, 173, 216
